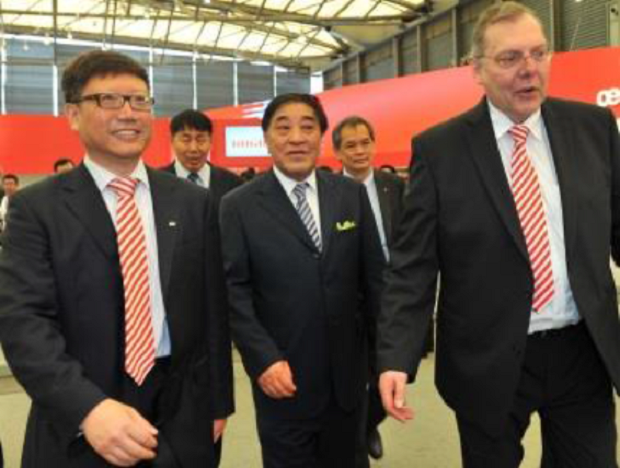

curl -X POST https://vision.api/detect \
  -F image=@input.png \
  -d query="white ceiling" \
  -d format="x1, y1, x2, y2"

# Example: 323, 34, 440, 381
0, 0, 432, 70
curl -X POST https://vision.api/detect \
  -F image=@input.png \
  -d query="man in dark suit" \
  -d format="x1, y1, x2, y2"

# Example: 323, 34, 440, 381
161, 108, 240, 466
332, 115, 404, 466
0, 50, 233, 467
161, 109, 243, 204
220, 94, 385, 468
378, 2, 620, 467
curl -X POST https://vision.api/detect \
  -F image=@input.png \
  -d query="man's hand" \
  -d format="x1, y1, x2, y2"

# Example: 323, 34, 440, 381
81, 398, 158, 467
257, 360, 297, 399
213, 419, 227, 442
379, 371, 414, 422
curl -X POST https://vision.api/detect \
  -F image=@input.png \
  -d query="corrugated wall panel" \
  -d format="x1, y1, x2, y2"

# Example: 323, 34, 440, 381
152, 56, 193, 116
238, 63, 274, 104
520, 0, 553, 41
276, 71, 311, 95
196, 61, 234, 110
425, 15, 453, 71
401, 28, 420, 75
323, 67, 343, 90
362, 43, 394, 82
560, 0, 608, 51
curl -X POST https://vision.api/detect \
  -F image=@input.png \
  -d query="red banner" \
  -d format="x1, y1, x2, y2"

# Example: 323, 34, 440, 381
0, 47, 618, 174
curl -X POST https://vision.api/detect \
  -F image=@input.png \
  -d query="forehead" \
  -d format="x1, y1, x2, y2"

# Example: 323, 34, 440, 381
271, 102, 317, 123
175, 127, 210, 137
483, 14, 546, 52
341, 124, 372, 140
82, 73, 149, 93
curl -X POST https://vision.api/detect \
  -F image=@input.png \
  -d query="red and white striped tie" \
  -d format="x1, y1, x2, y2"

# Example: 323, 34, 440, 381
109, 177, 155, 385
509, 125, 554, 313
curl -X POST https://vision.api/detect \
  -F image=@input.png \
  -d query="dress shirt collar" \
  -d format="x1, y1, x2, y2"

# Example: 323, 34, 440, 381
488, 99, 544, 143
174, 159, 211, 186
84, 156, 150, 192
273, 165, 318, 196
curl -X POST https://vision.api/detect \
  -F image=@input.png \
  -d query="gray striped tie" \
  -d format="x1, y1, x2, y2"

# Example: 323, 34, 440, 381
293, 183, 322, 251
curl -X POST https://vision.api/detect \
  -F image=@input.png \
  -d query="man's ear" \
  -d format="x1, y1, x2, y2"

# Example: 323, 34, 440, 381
65, 103, 81, 131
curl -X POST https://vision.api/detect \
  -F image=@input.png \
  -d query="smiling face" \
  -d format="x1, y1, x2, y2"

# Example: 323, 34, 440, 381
335, 123, 375, 181
65, 73, 152, 173
473, 13, 550, 123
265, 102, 322, 181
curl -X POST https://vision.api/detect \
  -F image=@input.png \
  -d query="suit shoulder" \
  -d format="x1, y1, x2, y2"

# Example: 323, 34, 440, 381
375, 170, 404, 188
415, 109, 471, 146
211, 165, 243, 184
545, 97, 612, 119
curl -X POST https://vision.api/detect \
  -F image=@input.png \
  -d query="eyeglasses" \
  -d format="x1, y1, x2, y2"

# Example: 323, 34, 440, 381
480, 47, 551, 69
75, 93, 155, 111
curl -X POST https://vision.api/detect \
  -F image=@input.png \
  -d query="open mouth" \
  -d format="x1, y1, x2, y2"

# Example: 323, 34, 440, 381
516, 86, 538, 98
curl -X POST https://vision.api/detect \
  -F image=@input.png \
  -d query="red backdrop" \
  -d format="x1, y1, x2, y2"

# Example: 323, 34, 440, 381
0, 47, 618, 174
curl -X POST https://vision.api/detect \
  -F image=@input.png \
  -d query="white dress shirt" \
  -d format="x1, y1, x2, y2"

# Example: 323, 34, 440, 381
488, 101, 581, 333
273, 166, 323, 246
343, 169, 389, 261
0, 196, 9, 230
84, 156, 171, 356
174, 159, 211, 189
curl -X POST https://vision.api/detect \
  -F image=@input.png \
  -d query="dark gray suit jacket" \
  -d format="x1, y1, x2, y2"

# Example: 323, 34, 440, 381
0, 165, 233, 467
161, 162, 243, 205
220, 169, 385, 420
378, 98, 620, 433
373, 169, 405, 248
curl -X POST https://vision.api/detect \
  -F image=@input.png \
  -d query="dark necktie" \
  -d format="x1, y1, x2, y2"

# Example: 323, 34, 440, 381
187, 172, 202, 186
292, 183, 322, 251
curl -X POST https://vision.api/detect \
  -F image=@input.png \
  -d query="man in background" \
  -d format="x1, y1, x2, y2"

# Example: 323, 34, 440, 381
161, 108, 239, 466
162, 109, 243, 204
332, 115, 405, 467
379, 2, 620, 466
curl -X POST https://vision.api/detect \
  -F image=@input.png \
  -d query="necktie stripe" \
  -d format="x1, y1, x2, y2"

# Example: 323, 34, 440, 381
509, 125, 554, 313
109, 177, 155, 386
293, 183, 322, 251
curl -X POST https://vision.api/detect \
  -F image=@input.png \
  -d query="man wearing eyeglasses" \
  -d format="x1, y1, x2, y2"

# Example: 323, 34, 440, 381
0, 50, 233, 467
379, 2, 620, 467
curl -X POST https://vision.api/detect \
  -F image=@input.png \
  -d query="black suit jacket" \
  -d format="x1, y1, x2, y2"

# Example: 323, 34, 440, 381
373, 169, 405, 249
378, 98, 620, 433
220, 170, 385, 419
161, 162, 243, 205
0, 165, 233, 467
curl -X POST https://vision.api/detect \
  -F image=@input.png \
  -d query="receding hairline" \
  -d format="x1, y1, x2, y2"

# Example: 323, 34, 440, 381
471, 3, 546, 58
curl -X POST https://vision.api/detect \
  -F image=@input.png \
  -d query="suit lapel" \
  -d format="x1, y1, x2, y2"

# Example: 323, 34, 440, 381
374, 170, 393, 242
317, 171, 338, 255
61, 165, 118, 259
148, 168, 179, 298
465, 100, 529, 261
542, 100, 578, 261
258, 171, 318, 252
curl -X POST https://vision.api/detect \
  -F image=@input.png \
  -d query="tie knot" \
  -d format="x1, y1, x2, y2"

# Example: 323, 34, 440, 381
509, 125, 530, 144
109, 177, 138, 198
293, 182, 309, 199
187, 172, 201, 184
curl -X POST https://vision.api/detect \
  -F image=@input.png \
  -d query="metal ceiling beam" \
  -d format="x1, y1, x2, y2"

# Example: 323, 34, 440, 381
0, 23, 316, 69
0, 8, 420, 26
